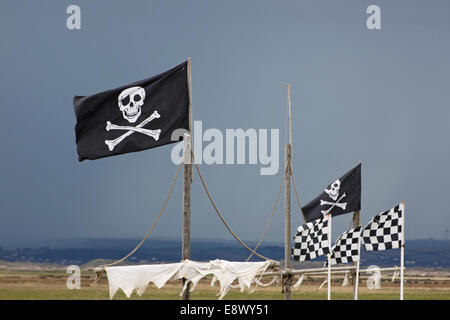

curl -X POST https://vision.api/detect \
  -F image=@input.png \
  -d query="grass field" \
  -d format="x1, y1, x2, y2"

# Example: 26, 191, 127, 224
0, 269, 449, 300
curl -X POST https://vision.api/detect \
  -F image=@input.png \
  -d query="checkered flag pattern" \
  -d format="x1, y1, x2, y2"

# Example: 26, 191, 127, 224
292, 216, 330, 261
362, 204, 403, 251
329, 226, 362, 265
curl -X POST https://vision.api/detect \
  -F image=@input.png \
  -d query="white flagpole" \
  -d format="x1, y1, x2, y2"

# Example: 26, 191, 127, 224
327, 213, 332, 300
352, 210, 361, 299
400, 201, 405, 300
354, 232, 361, 300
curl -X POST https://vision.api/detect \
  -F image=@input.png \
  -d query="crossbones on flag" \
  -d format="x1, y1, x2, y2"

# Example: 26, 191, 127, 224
73, 61, 189, 161
362, 204, 403, 251
292, 216, 330, 262
301, 163, 361, 223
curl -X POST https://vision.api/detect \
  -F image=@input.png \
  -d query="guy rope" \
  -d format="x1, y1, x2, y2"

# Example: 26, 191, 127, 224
93, 161, 183, 282
93, 149, 279, 283
191, 151, 273, 261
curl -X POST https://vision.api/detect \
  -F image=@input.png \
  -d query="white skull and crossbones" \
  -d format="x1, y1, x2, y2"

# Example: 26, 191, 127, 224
320, 179, 347, 215
104, 86, 161, 151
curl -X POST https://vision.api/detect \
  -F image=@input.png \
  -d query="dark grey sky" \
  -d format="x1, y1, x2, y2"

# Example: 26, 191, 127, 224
1, 0, 449, 248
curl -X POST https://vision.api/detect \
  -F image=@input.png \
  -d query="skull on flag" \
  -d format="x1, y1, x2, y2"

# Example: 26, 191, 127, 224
118, 86, 146, 123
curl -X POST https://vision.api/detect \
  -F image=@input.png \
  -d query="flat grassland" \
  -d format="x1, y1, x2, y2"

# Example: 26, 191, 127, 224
0, 268, 449, 300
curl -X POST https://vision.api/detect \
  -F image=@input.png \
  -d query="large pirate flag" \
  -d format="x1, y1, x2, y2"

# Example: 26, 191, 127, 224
73, 61, 189, 161
302, 163, 361, 222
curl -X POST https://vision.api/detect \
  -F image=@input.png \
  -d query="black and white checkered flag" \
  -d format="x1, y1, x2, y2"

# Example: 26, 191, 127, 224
328, 226, 362, 265
362, 204, 404, 251
292, 216, 330, 261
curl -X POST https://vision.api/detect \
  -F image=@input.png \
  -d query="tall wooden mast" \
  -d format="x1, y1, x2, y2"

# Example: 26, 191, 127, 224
182, 57, 193, 300
284, 83, 293, 299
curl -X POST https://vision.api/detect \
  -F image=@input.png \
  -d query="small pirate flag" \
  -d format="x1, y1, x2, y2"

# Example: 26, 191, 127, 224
302, 164, 361, 222
73, 61, 189, 161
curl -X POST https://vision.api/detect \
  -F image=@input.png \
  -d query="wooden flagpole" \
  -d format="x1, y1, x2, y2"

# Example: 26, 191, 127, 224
188, 57, 193, 183
283, 84, 292, 300
327, 213, 332, 300
288, 83, 292, 145
182, 57, 193, 300
400, 201, 405, 300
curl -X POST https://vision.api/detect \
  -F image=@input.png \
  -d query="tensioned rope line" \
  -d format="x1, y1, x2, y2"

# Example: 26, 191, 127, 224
191, 152, 272, 261
245, 173, 284, 261
96, 161, 183, 271
290, 164, 306, 221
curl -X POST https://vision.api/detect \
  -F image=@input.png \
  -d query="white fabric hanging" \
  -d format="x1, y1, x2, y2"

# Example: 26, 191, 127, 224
105, 259, 272, 300
105, 262, 183, 299
178, 260, 213, 294
207, 260, 272, 299
342, 271, 349, 287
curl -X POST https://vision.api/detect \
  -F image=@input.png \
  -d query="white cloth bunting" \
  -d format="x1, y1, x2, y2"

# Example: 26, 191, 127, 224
105, 259, 272, 300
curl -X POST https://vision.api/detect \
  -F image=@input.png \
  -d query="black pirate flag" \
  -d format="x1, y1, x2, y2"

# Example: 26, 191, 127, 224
302, 164, 361, 222
73, 61, 189, 161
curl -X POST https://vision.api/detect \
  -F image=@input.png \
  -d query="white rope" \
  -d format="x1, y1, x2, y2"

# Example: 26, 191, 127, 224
392, 266, 400, 282
319, 277, 328, 290
254, 275, 278, 287
293, 274, 304, 289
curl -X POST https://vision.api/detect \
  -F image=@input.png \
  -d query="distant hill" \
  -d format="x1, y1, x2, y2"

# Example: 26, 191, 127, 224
361, 239, 450, 268
0, 238, 449, 268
